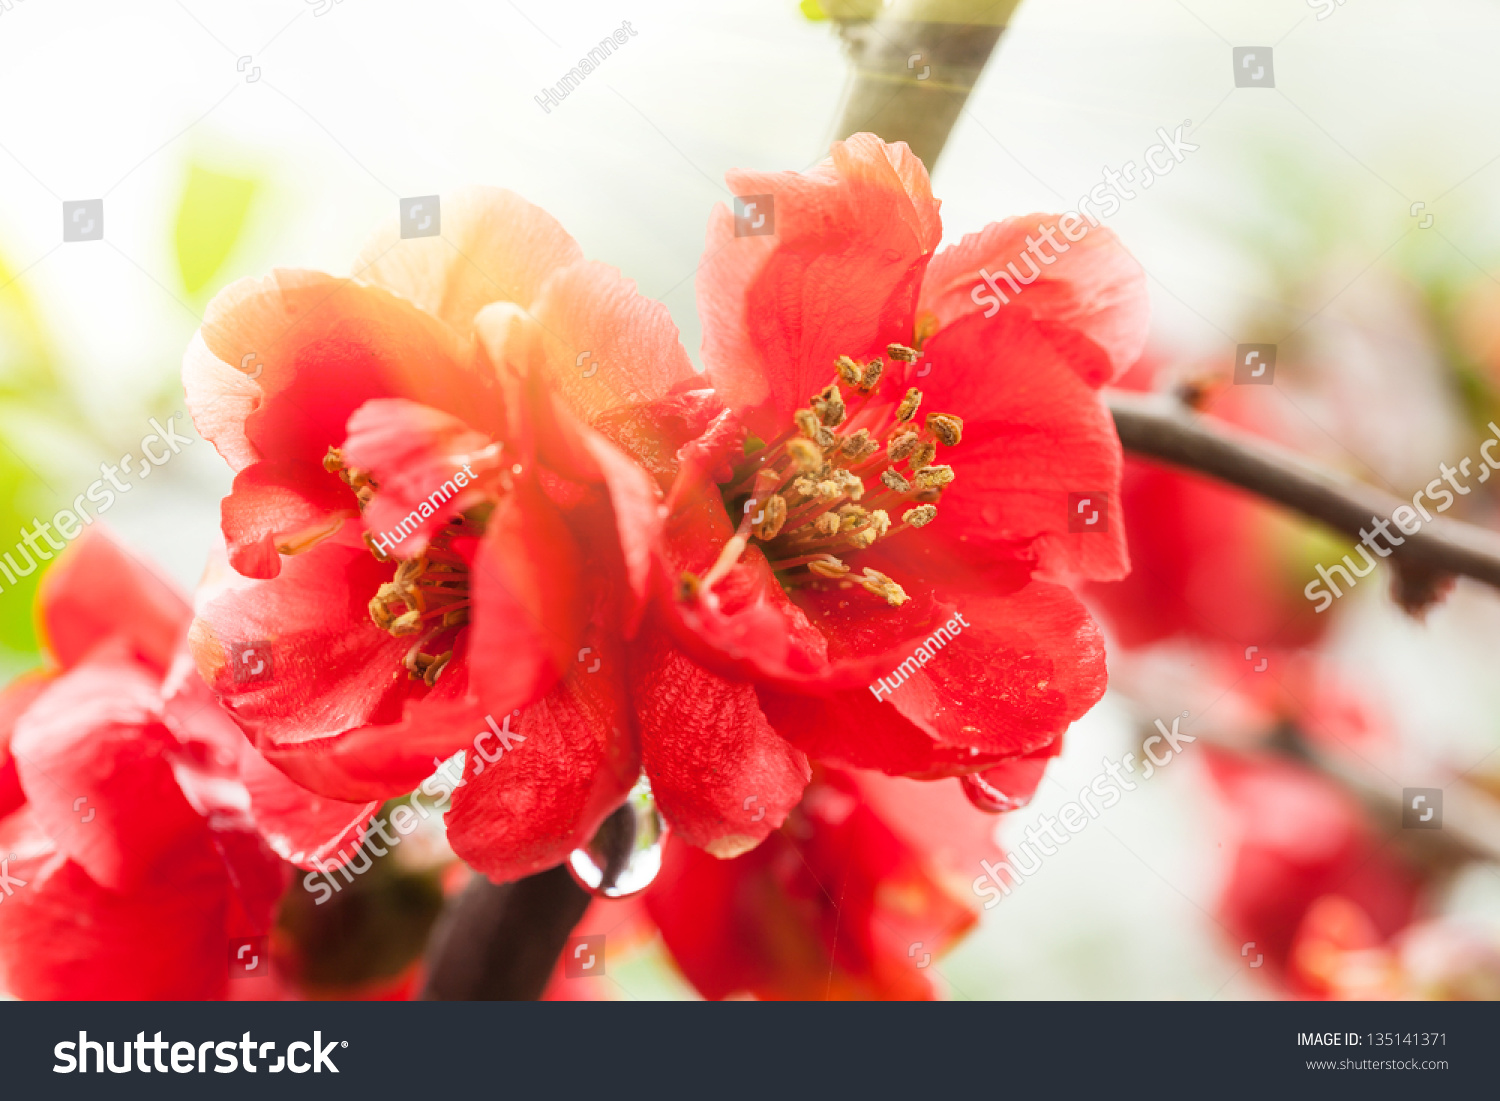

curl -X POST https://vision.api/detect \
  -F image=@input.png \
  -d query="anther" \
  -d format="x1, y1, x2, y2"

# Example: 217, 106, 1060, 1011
913, 464, 955, 492
390, 609, 423, 636
896, 387, 922, 423
908, 441, 937, 471
858, 356, 884, 392
323, 447, 345, 474
788, 438, 823, 473
423, 650, 454, 687
926, 413, 964, 447
812, 385, 846, 427
859, 568, 909, 607
880, 468, 912, 494
752, 495, 788, 540
835, 355, 864, 388
887, 433, 920, 464
809, 556, 850, 579
795, 409, 820, 439
903, 504, 938, 528
838, 428, 871, 460
886, 343, 919, 363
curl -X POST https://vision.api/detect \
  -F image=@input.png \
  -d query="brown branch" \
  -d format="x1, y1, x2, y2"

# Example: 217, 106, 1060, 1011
1106, 389, 1500, 604
420, 865, 590, 1001
832, 0, 1022, 168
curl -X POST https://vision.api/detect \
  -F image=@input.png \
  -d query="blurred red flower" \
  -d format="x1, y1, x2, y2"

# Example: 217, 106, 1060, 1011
1088, 356, 1330, 654
1205, 748, 1418, 997
0, 528, 318, 999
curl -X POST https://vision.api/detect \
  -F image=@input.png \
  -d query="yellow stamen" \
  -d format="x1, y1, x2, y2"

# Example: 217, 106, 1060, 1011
926, 412, 964, 447
903, 504, 938, 528
896, 387, 923, 423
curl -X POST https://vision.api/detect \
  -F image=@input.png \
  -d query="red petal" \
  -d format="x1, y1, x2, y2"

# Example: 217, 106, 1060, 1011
36, 525, 190, 675
0, 809, 230, 1000
919, 215, 1149, 388
0, 671, 51, 819
914, 309, 1130, 580
220, 460, 356, 580
466, 479, 585, 719
699, 134, 942, 434
445, 596, 639, 883
10, 656, 223, 894
237, 745, 378, 870
758, 579, 1105, 776
342, 398, 495, 556
186, 270, 493, 576
353, 186, 584, 336
632, 628, 808, 858
485, 258, 698, 434
190, 532, 483, 801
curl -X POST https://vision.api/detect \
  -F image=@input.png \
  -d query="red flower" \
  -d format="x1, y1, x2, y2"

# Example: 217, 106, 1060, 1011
643, 768, 1001, 999
542, 767, 1002, 1000
0, 528, 331, 999
1087, 356, 1330, 653
1205, 748, 1418, 995
184, 189, 802, 878
650, 134, 1149, 781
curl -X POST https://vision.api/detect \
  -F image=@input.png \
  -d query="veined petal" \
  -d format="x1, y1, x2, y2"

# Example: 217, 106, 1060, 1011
699, 134, 942, 435
919, 215, 1149, 388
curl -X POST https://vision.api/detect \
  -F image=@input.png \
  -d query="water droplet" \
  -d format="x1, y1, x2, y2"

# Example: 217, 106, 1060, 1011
567, 775, 668, 898
960, 772, 1033, 814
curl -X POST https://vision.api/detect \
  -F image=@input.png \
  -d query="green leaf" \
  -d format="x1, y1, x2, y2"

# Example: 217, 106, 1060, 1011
174, 163, 259, 297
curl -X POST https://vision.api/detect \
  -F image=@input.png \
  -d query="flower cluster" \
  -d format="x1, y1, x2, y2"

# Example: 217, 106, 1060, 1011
0, 134, 1148, 998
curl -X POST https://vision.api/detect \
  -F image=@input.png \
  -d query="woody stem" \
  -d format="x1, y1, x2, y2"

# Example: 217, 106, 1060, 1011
1105, 389, 1500, 602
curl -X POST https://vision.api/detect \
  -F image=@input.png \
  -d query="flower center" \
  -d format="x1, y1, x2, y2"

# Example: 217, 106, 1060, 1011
365, 522, 479, 686
706, 343, 962, 608
324, 446, 480, 687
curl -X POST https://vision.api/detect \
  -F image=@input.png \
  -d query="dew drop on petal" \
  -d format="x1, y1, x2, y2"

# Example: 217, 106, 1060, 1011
567, 775, 668, 898
960, 771, 1034, 814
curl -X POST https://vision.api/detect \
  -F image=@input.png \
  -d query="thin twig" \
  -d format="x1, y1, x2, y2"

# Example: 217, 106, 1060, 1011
1106, 389, 1500, 605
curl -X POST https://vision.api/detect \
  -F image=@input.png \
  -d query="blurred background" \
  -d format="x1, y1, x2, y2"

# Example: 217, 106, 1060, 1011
3, 0, 1500, 998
